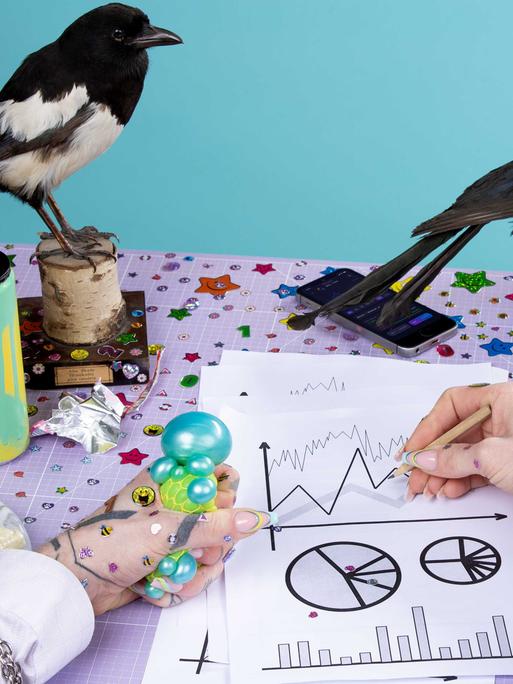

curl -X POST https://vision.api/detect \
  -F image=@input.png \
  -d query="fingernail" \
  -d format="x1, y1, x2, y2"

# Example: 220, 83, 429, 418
190, 548, 204, 559
151, 577, 183, 593
423, 486, 434, 501
235, 510, 271, 533
413, 450, 438, 471
404, 488, 415, 503
436, 488, 447, 500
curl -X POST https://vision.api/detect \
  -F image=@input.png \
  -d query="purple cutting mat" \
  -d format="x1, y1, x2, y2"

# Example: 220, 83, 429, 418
1, 243, 513, 683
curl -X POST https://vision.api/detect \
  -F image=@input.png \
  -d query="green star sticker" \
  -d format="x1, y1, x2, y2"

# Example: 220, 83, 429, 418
451, 271, 495, 294
56, 486, 68, 494
116, 332, 137, 344
167, 308, 191, 321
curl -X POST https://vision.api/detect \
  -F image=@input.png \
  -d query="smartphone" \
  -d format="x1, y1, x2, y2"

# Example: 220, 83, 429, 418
296, 268, 457, 357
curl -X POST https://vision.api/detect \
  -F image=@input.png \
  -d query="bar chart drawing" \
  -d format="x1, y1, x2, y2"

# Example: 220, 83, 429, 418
263, 607, 513, 671
420, 536, 501, 585
285, 542, 401, 611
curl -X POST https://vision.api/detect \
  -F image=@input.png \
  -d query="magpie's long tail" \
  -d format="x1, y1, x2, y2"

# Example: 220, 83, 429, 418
288, 229, 460, 332
376, 223, 484, 328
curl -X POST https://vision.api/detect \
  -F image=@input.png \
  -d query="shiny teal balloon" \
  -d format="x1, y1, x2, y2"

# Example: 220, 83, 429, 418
161, 412, 232, 466
158, 555, 178, 576
185, 455, 215, 477
187, 476, 216, 504
149, 456, 176, 484
170, 552, 197, 584
169, 465, 186, 480
187, 477, 216, 504
145, 581, 164, 599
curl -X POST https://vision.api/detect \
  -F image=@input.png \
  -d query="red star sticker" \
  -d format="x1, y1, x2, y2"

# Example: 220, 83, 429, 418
119, 448, 149, 466
184, 352, 201, 363
253, 263, 276, 275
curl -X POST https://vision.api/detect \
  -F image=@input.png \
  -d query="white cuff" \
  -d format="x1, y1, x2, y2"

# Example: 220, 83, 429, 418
0, 549, 95, 683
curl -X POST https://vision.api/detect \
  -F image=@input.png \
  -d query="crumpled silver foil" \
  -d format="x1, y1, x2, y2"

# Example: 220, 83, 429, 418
31, 382, 124, 454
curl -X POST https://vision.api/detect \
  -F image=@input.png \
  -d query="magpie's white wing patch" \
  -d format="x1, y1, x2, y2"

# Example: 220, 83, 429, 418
0, 85, 89, 141
0, 86, 123, 199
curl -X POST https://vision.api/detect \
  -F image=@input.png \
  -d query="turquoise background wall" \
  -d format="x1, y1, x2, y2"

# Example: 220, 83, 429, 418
1, 0, 513, 270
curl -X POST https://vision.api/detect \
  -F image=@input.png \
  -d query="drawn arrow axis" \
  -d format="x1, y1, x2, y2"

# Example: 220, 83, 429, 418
273, 513, 507, 530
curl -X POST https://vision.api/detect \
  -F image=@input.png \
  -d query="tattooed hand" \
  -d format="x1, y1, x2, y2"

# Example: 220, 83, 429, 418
38, 463, 271, 615
397, 382, 513, 500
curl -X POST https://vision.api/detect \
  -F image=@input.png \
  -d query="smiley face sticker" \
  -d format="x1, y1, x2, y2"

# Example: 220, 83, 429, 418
132, 486, 156, 507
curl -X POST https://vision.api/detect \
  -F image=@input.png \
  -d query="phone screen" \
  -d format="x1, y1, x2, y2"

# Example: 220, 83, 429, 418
297, 268, 456, 348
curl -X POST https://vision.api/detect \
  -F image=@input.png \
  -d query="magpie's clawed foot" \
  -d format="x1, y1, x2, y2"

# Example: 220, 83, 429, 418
36, 241, 117, 271
68, 226, 119, 243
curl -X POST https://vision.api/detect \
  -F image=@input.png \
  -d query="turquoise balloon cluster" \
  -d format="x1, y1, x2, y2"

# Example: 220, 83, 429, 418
144, 411, 232, 599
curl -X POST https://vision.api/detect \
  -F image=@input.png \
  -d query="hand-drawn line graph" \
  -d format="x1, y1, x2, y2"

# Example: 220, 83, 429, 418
259, 425, 405, 546
267, 425, 405, 473
289, 376, 345, 396
420, 537, 501, 585
285, 542, 401, 612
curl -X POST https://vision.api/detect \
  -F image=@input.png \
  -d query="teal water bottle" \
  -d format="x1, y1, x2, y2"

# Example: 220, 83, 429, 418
0, 252, 29, 463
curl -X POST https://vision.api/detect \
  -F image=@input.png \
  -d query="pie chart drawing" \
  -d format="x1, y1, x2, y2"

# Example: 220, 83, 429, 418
420, 536, 501, 585
285, 541, 401, 612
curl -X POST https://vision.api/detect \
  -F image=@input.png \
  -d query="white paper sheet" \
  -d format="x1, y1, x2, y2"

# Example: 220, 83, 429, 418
143, 581, 495, 684
219, 402, 513, 682
199, 358, 502, 403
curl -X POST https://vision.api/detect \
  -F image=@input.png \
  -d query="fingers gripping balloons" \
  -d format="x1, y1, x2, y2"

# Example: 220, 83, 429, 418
144, 412, 232, 598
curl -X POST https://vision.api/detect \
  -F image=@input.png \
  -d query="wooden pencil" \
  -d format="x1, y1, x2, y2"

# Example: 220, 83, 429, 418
393, 404, 492, 477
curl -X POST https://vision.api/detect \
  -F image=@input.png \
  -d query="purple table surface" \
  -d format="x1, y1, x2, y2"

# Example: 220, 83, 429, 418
1, 243, 513, 683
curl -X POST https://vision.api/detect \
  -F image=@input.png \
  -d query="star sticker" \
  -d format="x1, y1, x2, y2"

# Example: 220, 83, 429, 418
449, 315, 465, 329
271, 283, 297, 299
168, 308, 191, 321
350, 350, 361, 355
320, 266, 337, 276
214, 341, 224, 348
208, 361, 219, 366
119, 448, 149, 465
29, 444, 41, 452
195, 274, 240, 296
279, 313, 298, 330
390, 277, 431, 294
51, 464, 62, 472
128, 272, 138, 278
477, 334, 488, 340
19, 319, 42, 336
508, 331, 513, 338
252, 264, 275, 275
117, 332, 138, 345
81, 456, 92, 465
56, 486, 68, 494
451, 271, 495, 294
461, 353, 472, 359
480, 338, 513, 357
184, 352, 201, 362
475, 321, 486, 328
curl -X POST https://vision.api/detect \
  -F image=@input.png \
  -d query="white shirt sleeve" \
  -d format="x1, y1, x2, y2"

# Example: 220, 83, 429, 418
0, 549, 95, 683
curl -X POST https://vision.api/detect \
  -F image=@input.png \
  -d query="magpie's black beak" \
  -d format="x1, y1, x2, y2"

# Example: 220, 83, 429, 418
128, 24, 183, 48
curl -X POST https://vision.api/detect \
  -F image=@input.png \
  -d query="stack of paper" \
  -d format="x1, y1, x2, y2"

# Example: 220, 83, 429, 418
144, 352, 510, 684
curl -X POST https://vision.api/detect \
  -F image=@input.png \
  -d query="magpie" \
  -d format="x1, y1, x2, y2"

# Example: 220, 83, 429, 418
289, 160, 513, 331
0, 3, 182, 261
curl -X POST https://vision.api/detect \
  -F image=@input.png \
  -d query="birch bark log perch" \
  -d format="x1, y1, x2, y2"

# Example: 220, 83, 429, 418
36, 238, 126, 345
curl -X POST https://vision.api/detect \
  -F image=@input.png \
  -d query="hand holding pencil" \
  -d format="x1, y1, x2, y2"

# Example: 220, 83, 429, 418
394, 382, 513, 501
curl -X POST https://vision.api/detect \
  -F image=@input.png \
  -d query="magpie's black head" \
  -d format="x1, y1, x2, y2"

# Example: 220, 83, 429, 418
59, 3, 182, 64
